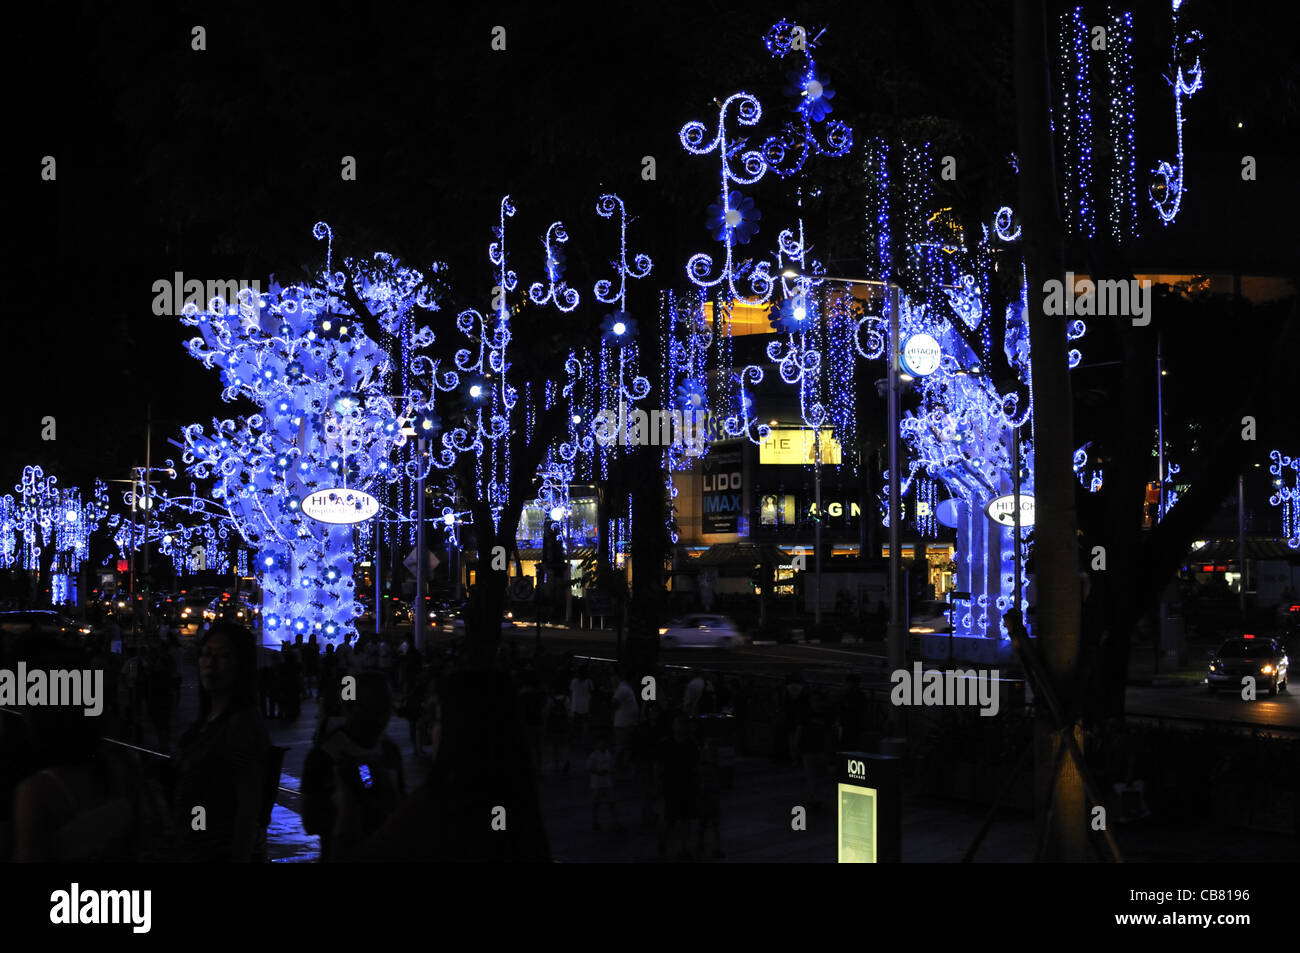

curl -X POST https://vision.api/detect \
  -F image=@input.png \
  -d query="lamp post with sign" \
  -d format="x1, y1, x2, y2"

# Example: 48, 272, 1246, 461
782, 272, 908, 685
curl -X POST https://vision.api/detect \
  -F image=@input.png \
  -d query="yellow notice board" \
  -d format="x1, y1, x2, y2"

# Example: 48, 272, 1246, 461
760, 429, 843, 465
838, 783, 877, 863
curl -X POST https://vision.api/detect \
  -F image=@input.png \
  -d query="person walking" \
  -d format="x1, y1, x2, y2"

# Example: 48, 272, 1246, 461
302, 672, 405, 861
544, 692, 570, 774
568, 664, 593, 751
170, 623, 270, 862
611, 671, 640, 775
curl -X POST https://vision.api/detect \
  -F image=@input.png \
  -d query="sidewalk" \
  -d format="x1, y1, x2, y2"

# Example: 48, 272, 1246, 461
157, 658, 1282, 863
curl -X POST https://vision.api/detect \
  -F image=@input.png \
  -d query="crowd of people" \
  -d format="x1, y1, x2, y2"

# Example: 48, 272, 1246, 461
2, 608, 880, 863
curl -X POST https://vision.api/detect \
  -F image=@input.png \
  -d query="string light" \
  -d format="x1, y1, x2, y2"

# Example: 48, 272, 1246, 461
1268, 450, 1299, 549
1057, 6, 1095, 238
1150, 0, 1203, 224
1107, 7, 1138, 243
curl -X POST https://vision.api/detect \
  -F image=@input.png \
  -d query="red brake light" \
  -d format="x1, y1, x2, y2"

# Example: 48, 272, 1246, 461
1243, 633, 1254, 639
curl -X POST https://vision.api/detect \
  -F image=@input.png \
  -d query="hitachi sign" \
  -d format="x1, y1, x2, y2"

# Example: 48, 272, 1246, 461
984, 494, 1035, 528
301, 488, 380, 524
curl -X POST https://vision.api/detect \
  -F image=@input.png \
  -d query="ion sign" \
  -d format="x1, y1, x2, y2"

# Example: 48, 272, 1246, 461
301, 488, 380, 525
984, 493, 1035, 527
901, 333, 942, 377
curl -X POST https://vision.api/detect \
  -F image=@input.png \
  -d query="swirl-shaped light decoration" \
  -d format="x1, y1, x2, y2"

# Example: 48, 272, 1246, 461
681, 92, 776, 305
590, 193, 654, 478
759, 19, 853, 178
1268, 450, 1299, 550
528, 222, 580, 312
992, 207, 1021, 243
1150, 1, 1204, 225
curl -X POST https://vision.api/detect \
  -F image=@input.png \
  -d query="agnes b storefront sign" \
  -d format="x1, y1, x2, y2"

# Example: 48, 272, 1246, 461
302, 488, 380, 525
900, 333, 942, 378
984, 493, 1035, 528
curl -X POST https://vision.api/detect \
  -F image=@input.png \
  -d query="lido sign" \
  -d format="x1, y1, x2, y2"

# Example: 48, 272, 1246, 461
984, 494, 1035, 528
301, 488, 380, 525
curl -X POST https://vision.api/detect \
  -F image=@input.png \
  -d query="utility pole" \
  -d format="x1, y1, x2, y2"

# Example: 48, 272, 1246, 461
1156, 334, 1166, 521
143, 407, 152, 636
1238, 473, 1247, 617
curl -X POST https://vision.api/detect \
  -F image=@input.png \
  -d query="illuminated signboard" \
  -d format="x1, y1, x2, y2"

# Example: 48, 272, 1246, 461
984, 493, 1036, 528
760, 429, 843, 466
838, 777, 877, 863
301, 488, 380, 525
901, 333, 942, 377
701, 447, 743, 534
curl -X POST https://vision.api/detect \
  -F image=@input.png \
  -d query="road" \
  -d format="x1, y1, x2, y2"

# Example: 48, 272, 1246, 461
479, 623, 1300, 732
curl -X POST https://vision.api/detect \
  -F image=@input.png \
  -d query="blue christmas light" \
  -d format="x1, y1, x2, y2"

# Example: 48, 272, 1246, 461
1150, 0, 1203, 224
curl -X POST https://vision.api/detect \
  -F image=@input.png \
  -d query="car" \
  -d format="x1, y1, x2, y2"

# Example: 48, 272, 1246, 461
909, 599, 956, 634
1206, 635, 1289, 695
658, 614, 744, 649
1280, 601, 1300, 637
0, 610, 93, 638
203, 593, 260, 625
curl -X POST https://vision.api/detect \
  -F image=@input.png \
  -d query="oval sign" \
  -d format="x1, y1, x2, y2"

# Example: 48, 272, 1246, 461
935, 497, 961, 529
901, 333, 942, 377
301, 488, 380, 524
984, 494, 1035, 528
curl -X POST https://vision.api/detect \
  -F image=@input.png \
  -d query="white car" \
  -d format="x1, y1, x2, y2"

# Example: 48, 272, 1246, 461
658, 615, 744, 649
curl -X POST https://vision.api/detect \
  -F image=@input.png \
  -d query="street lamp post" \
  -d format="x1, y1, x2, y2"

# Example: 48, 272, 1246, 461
886, 282, 905, 685
784, 271, 909, 676
413, 434, 427, 653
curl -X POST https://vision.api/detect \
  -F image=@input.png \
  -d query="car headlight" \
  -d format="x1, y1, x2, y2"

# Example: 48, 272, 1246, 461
1261, 664, 1275, 674
79, 627, 92, 635
1209, 663, 1219, 671
658, 628, 668, 636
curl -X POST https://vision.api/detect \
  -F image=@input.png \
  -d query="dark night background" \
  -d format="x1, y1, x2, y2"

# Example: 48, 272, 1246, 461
6, 1, 1298, 492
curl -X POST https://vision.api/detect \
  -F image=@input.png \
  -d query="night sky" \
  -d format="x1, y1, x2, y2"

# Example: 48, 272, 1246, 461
7, 1, 1297, 493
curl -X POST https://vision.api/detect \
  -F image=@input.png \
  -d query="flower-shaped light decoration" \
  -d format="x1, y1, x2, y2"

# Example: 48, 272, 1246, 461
675, 377, 707, 413
600, 311, 639, 345
786, 67, 836, 122
706, 191, 762, 246
412, 410, 442, 436
769, 294, 810, 334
